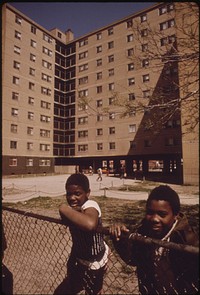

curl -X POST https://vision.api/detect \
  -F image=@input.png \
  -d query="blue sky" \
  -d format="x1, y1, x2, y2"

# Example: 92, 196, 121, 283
8, 2, 156, 39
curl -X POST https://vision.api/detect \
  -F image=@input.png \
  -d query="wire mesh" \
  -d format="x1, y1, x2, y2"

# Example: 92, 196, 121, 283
2, 207, 198, 294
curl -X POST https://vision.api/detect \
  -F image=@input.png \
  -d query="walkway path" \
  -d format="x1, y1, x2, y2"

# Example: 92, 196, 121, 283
2, 174, 199, 205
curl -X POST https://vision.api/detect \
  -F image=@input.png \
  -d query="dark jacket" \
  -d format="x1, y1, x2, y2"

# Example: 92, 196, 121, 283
113, 213, 199, 294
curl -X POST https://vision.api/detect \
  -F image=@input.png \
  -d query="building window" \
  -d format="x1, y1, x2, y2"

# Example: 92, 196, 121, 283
108, 27, 113, 35
78, 116, 88, 124
15, 30, 21, 40
28, 112, 34, 120
79, 51, 88, 59
96, 72, 102, 80
97, 114, 103, 122
28, 97, 34, 105
127, 48, 134, 57
128, 78, 135, 86
13, 76, 19, 85
42, 60, 52, 70
143, 74, 150, 82
97, 143, 103, 151
11, 108, 18, 116
109, 127, 115, 134
165, 137, 178, 146
143, 90, 150, 98
129, 93, 135, 101
129, 124, 136, 133
97, 128, 103, 136
13, 61, 20, 70
140, 14, 147, 22
109, 142, 115, 150
108, 55, 114, 63
39, 159, 51, 166
79, 76, 88, 85
78, 130, 88, 138
29, 82, 35, 90
10, 141, 17, 149
108, 41, 114, 49
142, 43, 148, 52
78, 144, 88, 152
109, 97, 115, 105
127, 34, 134, 42
142, 59, 149, 67
127, 19, 133, 28
79, 63, 88, 72
27, 142, 33, 150
43, 47, 53, 56
109, 112, 115, 120
96, 45, 102, 53
9, 158, 17, 166
96, 32, 102, 40
31, 26, 37, 34
97, 59, 102, 66
97, 86, 102, 93
141, 29, 148, 37
40, 115, 51, 123
12, 92, 19, 100
97, 99, 103, 107
128, 63, 134, 71
11, 124, 18, 133
57, 32, 62, 38
108, 68, 114, 76
144, 139, 152, 147
43, 33, 53, 43
79, 38, 88, 47
108, 83, 114, 91
14, 45, 21, 54
30, 39, 36, 48
78, 89, 88, 97
159, 3, 174, 15
27, 127, 34, 135
42, 73, 52, 82
40, 144, 50, 151
30, 53, 36, 62
160, 19, 175, 31
15, 15, 22, 24
40, 129, 50, 138
160, 34, 176, 46
29, 68, 35, 76
26, 158, 33, 166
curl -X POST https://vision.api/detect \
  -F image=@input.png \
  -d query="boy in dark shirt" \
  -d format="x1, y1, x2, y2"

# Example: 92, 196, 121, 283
110, 185, 199, 294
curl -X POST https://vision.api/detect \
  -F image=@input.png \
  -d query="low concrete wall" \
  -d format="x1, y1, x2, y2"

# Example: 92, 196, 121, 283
54, 165, 76, 174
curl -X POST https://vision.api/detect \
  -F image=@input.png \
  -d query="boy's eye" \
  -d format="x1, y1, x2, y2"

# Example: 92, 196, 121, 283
66, 191, 81, 197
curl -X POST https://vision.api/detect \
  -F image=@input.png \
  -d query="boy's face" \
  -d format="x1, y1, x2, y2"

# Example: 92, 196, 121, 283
145, 200, 177, 238
66, 184, 90, 208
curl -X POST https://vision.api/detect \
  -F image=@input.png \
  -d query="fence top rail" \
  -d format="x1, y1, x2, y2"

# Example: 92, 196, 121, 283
3, 206, 199, 255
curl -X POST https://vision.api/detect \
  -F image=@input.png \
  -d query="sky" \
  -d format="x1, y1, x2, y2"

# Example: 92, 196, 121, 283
7, 1, 156, 39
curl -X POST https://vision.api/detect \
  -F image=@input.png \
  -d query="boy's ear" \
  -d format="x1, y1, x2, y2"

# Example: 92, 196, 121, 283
86, 189, 91, 197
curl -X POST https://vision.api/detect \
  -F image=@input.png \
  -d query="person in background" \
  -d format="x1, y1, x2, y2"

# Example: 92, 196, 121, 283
109, 185, 199, 294
96, 168, 103, 181
54, 173, 110, 295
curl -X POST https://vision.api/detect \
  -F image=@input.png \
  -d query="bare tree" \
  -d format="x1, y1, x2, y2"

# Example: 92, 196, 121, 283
78, 2, 199, 135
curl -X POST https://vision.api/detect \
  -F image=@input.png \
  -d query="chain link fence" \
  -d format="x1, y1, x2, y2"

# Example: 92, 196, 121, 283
2, 206, 198, 294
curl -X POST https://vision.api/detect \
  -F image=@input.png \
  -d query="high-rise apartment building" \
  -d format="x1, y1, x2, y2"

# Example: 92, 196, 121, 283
2, 2, 199, 184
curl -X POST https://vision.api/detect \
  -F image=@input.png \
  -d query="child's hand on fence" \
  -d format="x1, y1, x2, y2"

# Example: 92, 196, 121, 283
109, 223, 129, 241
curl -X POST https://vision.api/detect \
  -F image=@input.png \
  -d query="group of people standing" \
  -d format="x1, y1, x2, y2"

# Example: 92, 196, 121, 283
54, 173, 199, 295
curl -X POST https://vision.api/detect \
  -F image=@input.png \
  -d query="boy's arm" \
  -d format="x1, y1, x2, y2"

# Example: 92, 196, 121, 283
109, 224, 135, 265
59, 203, 99, 231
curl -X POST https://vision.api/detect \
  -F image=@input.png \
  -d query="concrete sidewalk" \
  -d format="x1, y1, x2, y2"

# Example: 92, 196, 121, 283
2, 173, 199, 205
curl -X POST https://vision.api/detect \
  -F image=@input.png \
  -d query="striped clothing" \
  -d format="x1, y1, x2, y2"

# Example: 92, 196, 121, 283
69, 200, 106, 262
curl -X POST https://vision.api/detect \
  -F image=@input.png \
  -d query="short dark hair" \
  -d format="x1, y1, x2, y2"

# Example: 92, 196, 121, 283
146, 185, 180, 215
65, 173, 90, 192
